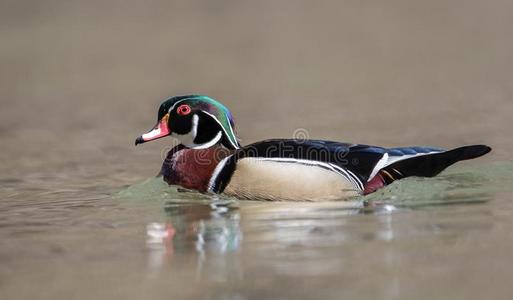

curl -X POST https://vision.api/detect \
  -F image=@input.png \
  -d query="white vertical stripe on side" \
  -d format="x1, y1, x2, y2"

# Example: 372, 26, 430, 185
207, 155, 233, 193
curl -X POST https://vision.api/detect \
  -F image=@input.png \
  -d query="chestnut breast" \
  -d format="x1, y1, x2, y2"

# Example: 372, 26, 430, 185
160, 145, 232, 192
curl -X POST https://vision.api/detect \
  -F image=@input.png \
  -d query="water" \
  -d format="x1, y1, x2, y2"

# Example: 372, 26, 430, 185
2, 1, 513, 299
3, 163, 513, 299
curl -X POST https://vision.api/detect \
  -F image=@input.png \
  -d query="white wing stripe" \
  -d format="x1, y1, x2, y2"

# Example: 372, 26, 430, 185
367, 151, 442, 181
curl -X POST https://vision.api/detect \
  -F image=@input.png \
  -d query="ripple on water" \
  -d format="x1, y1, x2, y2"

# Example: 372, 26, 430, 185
364, 161, 513, 207
119, 162, 513, 209
110, 162, 513, 262
107, 162, 513, 258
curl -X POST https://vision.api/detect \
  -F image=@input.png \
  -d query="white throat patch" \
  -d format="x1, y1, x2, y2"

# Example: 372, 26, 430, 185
172, 114, 222, 149
190, 131, 222, 149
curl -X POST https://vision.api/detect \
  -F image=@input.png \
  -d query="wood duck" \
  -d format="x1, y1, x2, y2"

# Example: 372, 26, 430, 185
135, 95, 491, 201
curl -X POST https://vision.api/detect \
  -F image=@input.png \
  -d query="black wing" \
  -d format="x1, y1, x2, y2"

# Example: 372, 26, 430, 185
234, 139, 388, 185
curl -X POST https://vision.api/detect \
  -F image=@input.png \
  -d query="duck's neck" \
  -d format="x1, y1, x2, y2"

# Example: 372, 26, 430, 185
160, 144, 233, 192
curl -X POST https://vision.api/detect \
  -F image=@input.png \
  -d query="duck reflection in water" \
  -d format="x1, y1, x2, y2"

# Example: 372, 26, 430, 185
146, 200, 242, 275
144, 197, 399, 273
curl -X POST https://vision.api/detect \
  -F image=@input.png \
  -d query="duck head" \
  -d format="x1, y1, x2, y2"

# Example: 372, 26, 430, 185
135, 95, 240, 149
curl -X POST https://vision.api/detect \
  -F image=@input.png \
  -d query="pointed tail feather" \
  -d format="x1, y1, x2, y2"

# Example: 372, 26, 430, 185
363, 145, 491, 194
384, 145, 491, 179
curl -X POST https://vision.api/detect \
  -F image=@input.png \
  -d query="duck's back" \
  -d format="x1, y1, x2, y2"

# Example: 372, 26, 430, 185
208, 139, 491, 201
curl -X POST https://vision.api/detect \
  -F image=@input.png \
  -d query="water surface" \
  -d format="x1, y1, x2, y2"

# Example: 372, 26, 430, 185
2, 162, 513, 299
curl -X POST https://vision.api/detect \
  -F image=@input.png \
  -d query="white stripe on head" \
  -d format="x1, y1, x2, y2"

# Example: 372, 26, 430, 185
202, 111, 239, 149
168, 99, 187, 114
167, 98, 238, 149
171, 113, 222, 149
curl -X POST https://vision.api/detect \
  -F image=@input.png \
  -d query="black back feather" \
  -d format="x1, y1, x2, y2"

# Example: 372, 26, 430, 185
381, 145, 491, 181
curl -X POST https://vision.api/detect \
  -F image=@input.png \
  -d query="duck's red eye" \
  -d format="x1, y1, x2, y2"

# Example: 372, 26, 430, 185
177, 104, 191, 116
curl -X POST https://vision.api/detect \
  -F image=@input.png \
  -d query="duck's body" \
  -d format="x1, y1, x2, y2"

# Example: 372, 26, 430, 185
158, 138, 491, 201
136, 95, 491, 201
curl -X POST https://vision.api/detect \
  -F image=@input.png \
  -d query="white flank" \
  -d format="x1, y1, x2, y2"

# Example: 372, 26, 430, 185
247, 157, 364, 190
223, 157, 360, 201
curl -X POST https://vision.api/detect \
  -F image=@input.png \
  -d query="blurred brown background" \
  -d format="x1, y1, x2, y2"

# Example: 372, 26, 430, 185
1, 0, 512, 188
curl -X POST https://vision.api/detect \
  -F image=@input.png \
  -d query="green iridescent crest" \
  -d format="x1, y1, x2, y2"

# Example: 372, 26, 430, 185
160, 95, 240, 149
